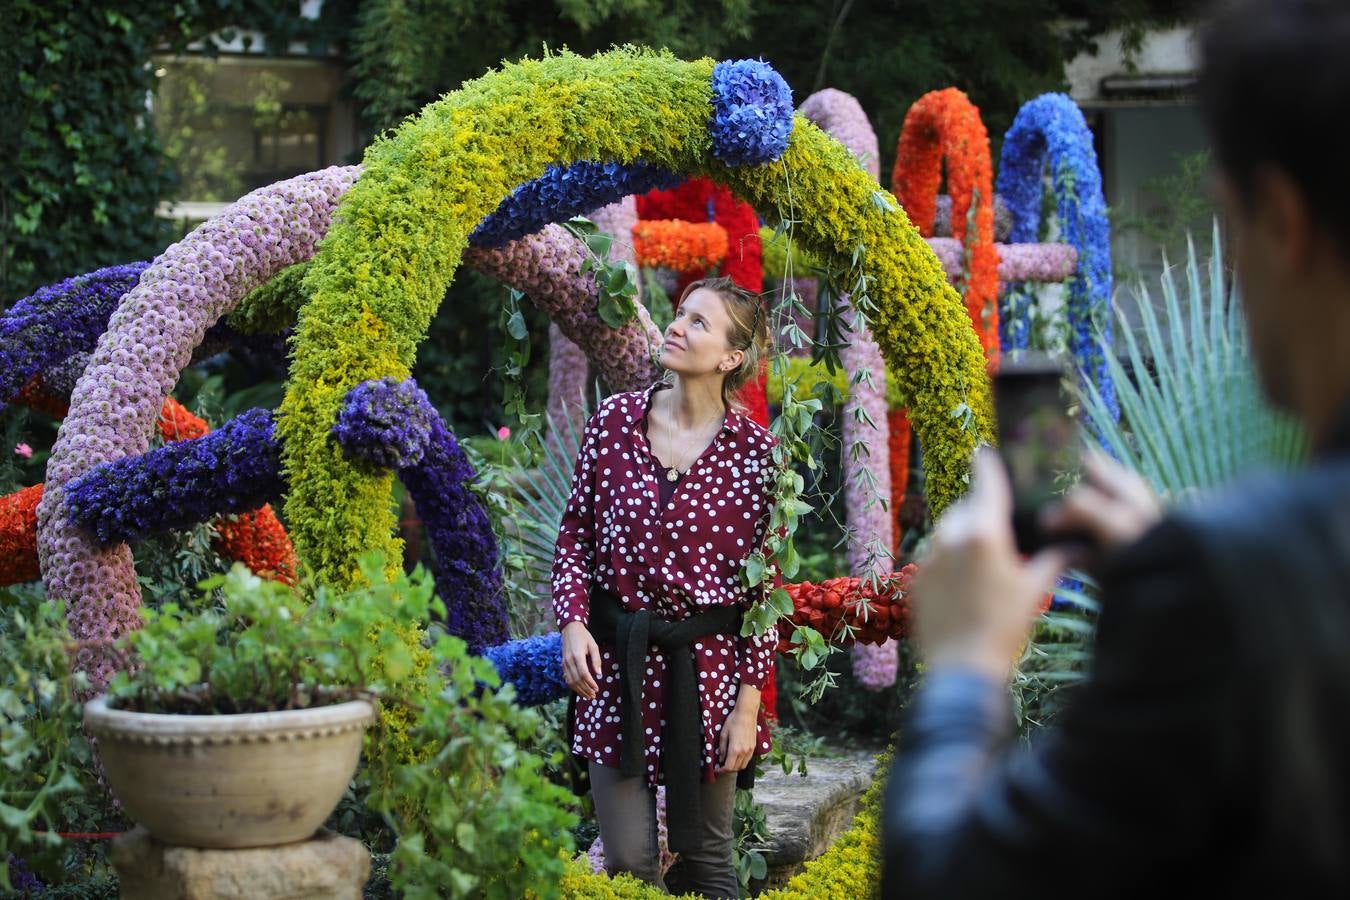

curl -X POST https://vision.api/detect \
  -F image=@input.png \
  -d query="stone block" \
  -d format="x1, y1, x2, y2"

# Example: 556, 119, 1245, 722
748, 750, 879, 891
111, 827, 369, 900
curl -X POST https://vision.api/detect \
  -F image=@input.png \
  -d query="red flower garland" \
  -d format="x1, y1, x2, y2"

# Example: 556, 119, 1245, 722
0, 394, 296, 587
893, 87, 1000, 363
631, 220, 728, 272
777, 566, 918, 653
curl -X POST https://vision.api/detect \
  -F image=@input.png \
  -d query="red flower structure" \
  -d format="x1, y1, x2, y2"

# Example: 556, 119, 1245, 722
893, 87, 1000, 364
0, 393, 296, 587
632, 220, 729, 272
887, 407, 913, 557
777, 566, 918, 654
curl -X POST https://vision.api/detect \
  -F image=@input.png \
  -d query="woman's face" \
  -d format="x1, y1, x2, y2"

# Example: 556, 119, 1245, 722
661, 288, 743, 378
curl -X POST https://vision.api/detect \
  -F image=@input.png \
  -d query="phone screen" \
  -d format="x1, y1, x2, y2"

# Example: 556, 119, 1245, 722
994, 354, 1081, 554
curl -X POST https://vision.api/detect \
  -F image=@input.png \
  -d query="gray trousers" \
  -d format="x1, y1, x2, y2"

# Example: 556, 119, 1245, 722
588, 760, 740, 898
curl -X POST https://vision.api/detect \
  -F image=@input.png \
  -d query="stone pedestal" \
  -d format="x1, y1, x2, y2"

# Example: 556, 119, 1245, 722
111, 827, 370, 900
747, 750, 879, 891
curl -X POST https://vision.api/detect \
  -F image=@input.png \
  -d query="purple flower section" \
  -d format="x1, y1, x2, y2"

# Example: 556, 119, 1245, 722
934, 194, 1013, 243
799, 88, 880, 180
64, 408, 283, 546
926, 239, 1078, 284
853, 640, 900, 692
795, 88, 897, 688
336, 377, 507, 653
0, 262, 147, 410
332, 377, 437, 470
469, 161, 682, 249
482, 632, 568, 706
464, 223, 663, 395
37, 165, 361, 689
839, 294, 894, 580
709, 59, 794, 167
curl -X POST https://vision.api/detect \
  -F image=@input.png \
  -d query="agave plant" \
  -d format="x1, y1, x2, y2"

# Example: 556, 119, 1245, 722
507, 391, 597, 586
1080, 221, 1307, 499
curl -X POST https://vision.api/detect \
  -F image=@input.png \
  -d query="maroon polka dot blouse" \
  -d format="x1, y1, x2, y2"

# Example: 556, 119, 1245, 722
552, 381, 779, 786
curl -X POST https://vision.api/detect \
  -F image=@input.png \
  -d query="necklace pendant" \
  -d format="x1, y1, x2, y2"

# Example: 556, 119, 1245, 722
666, 467, 679, 482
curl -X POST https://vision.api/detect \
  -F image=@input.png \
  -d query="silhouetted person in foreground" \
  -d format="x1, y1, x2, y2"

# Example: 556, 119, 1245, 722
883, 0, 1350, 896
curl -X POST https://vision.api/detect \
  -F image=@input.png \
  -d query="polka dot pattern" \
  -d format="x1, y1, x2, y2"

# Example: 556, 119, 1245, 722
551, 382, 778, 786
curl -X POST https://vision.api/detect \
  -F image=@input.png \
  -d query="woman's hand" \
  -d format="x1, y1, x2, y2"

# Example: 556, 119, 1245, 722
561, 621, 602, 700
717, 700, 759, 775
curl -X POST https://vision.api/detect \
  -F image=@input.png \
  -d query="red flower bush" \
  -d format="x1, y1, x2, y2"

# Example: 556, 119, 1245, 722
893, 88, 1000, 364
887, 407, 912, 557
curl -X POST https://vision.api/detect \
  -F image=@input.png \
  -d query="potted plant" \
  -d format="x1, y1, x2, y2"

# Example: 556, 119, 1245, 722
81, 563, 392, 850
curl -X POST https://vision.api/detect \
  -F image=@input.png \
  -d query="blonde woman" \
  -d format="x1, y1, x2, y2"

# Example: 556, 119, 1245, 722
552, 277, 777, 897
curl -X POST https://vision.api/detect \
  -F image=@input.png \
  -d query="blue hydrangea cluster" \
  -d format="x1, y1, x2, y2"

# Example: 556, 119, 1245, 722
469, 160, 683, 249
482, 632, 568, 707
337, 377, 508, 652
64, 408, 284, 546
0, 262, 147, 409
332, 377, 438, 470
708, 59, 795, 167
996, 93, 1117, 419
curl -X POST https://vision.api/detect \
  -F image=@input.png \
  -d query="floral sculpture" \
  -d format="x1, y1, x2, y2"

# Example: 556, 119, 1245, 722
997, 92, 1116, 416
39, 51, 991, 698
797, 87, 898, 691
893, 87, 1000, 363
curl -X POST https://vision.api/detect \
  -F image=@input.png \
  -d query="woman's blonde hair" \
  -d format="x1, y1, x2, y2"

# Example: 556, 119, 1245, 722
665, 276, 773, 409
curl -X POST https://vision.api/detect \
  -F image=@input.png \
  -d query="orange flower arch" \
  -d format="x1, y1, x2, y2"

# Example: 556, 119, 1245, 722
892, 87, 1000, 362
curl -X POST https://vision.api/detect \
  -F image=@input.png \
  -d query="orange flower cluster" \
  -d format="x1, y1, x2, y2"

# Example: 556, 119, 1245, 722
887, 407, 912, 557
892, 87, 1000, 363
0, 484, 43, 585
776, 566, 918, 653
213, 506, 298, 585
0, 394, 296, 587
631, 219, 729, 273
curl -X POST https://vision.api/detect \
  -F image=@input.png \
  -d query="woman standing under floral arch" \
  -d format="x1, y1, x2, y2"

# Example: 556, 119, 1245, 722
553, 276, 777, 897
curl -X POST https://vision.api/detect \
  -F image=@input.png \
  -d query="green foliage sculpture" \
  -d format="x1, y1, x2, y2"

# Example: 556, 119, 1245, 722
280, 48, 992, 588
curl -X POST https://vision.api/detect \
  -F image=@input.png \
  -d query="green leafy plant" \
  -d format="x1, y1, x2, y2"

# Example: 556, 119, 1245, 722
1080, 223, 1308, 499
106, 558, 578, 898
0, 591, 88, 893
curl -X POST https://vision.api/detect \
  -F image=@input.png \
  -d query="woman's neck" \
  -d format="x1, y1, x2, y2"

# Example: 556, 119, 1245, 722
665, 375, 725, 431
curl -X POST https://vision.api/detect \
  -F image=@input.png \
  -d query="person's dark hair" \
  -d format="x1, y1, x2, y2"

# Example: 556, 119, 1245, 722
663, 276, 771, 409
1198, 0, 1350, 257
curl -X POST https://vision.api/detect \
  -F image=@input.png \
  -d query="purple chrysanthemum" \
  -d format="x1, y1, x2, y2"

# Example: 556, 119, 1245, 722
64, 408, 283, 546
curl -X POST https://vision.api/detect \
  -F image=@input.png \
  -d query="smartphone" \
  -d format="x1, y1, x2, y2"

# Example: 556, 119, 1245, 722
993, 353, 1083, 554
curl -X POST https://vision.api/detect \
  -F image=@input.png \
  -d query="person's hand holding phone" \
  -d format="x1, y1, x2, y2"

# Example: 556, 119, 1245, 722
911, 450, 1070, 684
1041, 447, 1162, 557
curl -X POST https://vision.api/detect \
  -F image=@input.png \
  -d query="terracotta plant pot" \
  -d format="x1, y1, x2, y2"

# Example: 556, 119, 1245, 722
84, 695, 376, 849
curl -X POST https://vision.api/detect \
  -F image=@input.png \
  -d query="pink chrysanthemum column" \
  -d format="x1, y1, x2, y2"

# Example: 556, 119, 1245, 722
37, 166, 361, 688
800, 88, 899, 691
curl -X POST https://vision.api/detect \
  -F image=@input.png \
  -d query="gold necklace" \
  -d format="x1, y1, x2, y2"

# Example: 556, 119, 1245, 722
662, 402, 724, 482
